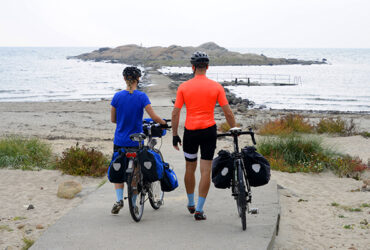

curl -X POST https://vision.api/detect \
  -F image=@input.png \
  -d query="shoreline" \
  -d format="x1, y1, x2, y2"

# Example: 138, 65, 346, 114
1, 99, 370, 115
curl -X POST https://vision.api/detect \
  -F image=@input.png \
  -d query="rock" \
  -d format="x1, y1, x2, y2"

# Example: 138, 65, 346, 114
258, 105, 267, 109
17, 224, 25, 229
25, 229, 33, 234
364, 179, 370, 186
57, 181, 82, 199
27, 204, 34, 210
36, 224, 44, 229
237, 104, 248, 113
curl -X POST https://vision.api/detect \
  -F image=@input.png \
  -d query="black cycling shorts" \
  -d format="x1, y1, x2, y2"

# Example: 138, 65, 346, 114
182, 125, 217, 162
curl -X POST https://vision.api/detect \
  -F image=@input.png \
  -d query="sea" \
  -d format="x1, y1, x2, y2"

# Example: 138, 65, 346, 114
0, 47, 369, 113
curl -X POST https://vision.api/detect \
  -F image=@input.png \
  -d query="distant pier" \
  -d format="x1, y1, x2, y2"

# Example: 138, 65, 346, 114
164, 72, 302, 87
207, 73, 302, 86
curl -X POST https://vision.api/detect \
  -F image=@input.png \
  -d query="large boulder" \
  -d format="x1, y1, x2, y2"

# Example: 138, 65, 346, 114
57, 181, 82, 199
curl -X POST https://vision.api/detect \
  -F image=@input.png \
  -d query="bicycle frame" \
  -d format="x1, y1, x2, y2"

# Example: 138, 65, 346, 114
217, 128, 256, 230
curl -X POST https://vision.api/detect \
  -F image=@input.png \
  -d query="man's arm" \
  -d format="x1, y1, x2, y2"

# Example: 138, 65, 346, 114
171, 107, 181, 150
221, 104, 236, 128
111, 106, 116, 123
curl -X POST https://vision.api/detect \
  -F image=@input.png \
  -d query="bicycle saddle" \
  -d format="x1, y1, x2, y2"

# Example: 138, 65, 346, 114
130, 133, 146, 142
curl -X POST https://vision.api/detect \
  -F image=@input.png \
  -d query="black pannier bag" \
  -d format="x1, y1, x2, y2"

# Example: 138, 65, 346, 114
241, 146, 271, 187
107, 148, 128, 183
212, 150, 234, 189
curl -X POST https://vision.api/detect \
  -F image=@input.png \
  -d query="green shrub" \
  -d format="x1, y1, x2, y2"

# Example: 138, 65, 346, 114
360, 131, 370, 138
316, 117, 356, 135
326, 155, 368, 178
0, 136, 52, 169
257, 135, 367, 177
259, 114, 313, 135
55, 143, 109, 177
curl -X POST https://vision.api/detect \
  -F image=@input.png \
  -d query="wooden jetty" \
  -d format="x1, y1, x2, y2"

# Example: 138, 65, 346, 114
207, 73, 302, 86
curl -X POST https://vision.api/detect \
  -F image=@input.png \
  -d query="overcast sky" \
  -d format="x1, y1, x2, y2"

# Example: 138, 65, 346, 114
1, 0, 369, 48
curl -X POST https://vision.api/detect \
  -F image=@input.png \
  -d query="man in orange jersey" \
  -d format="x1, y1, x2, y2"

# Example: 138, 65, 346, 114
172, 51, 236, 220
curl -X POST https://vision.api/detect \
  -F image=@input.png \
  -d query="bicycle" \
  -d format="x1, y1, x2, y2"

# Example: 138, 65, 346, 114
217, 127, 259, 231
125, 119, 171, 222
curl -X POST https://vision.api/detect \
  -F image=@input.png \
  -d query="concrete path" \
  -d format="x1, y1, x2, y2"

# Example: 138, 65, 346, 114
31, 72, 280, 250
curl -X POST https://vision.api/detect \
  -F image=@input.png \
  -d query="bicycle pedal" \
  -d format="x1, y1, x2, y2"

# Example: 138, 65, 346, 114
250, 208, 259, 214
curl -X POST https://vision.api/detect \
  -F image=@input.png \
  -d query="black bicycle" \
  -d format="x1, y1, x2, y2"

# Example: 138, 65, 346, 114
125, 119, 171, 222
217, 127, 258, 230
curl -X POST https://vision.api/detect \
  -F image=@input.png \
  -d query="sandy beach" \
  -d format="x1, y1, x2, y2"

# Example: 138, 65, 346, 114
1, 73, 370, 249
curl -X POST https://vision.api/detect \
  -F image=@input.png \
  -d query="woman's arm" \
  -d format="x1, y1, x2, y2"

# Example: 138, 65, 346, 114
111, 106, 116, 123
144, 104, 166, 125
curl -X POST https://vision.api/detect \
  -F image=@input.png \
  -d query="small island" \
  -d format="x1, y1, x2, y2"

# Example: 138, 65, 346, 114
69, 42, 326, 68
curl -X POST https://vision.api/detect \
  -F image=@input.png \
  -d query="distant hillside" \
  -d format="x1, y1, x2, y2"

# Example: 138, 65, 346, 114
69, 42, 325, 67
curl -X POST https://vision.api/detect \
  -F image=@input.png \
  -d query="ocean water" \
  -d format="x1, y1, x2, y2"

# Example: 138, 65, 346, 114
1, 47, 369, 113
0, 47, 128, 102
161, 48, 370, 113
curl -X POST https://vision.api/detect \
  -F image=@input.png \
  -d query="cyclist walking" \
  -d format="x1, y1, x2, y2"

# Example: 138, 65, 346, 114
110, 66, 167, 215
172, 52, 236, 220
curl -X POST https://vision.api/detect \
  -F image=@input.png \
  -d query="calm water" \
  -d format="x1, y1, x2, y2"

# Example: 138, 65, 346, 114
0, 47, 128, 102
161, 48, 370, 112
1, 47, 369, 112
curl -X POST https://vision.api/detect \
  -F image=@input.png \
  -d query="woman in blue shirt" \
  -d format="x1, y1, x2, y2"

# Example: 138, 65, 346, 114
110, 66, 166, 214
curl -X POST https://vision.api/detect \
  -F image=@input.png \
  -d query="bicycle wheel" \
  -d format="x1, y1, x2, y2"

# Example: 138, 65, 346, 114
149, 180, 164, 209
127, 164, 145, 222
236, 161, 247, 231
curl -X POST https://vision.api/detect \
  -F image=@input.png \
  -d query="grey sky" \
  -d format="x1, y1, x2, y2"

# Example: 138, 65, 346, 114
1, 0, 369, 48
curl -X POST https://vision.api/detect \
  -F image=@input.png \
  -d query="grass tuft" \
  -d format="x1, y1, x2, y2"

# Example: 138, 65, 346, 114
259, 114, 313, 135
22, 237, 35, 250
55, 143, 109, 177
0, 136, 53, 169
0, 224, 13, 232
316, 117, 356, 136
13, 216, 27, 221
257, 135, 367, 177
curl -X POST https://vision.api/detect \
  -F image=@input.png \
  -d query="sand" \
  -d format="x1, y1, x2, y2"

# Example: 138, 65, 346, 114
1, 72, 370, 249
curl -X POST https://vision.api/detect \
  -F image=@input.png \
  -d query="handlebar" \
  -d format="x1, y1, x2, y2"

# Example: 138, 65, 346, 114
217, 130, 256, 145
142, 119, 172, 129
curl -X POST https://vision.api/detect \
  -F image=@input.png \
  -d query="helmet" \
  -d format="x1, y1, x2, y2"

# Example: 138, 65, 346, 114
190, 51, 209, 66
122, 66, 142, 80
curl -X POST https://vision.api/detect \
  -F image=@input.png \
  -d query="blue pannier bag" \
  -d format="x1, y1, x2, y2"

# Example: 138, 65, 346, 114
107, 148, 127, 183
143, 118, 166, 137
160, 163, 178, 192
138, 147, 164, 182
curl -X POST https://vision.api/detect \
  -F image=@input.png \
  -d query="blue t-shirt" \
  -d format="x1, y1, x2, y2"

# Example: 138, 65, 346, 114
111, 90, 151, 147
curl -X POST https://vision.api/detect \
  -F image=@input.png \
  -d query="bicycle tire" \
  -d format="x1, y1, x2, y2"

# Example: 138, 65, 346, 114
149, 180, 164, 209
236, 161, 247, 231
127, 165, 145, 222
